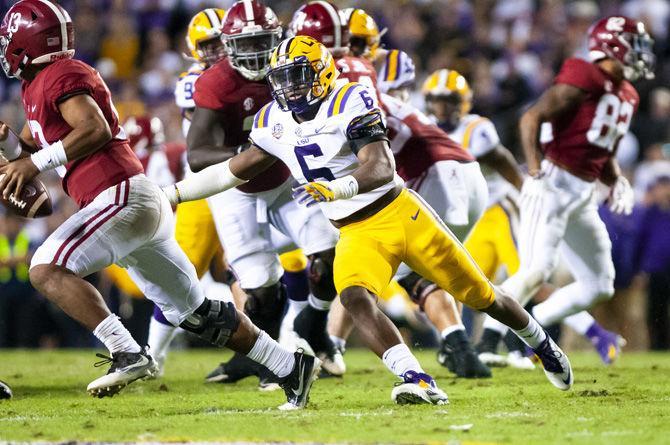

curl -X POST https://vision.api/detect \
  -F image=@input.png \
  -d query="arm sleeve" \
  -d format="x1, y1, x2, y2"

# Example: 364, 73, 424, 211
341, 85, 388, 153
554, 58, 600, 92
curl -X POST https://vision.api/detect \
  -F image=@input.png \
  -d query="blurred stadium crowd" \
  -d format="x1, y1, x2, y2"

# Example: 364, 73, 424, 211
0, 0, 669, 351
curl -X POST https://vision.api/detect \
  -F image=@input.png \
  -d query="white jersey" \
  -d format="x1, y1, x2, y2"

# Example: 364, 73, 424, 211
448, 114, 514, 206
174, 63, 204, 138
250, 82, 403, 221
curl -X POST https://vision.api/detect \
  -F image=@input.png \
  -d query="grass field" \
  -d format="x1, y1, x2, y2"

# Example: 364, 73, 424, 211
1, 349, 669, 444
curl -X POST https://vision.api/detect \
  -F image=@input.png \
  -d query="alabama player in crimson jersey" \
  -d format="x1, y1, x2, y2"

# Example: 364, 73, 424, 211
289, 1, 491, 379
483, 17, 653, 349
0, 0, 320, 409
183, 0, 343, 384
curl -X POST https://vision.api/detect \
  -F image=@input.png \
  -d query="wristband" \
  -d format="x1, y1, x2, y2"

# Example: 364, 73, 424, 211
30, 140, 68, 172
0, 129, 21, 161
329, 175, 359, 200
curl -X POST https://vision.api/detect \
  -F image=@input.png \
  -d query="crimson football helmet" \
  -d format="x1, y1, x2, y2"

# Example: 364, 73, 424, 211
288, 1, 349, 55
588, 16, 655, 81
221, 0, 282, 81
0, 0, 75, 79
124, 116, 165, 153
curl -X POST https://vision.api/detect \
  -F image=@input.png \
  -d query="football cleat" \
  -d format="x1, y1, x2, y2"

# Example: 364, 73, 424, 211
591, 330, 627, 365
506, 350, 536, 370
278, 350, 321, 410
533, 335, 573, 391
0, 380, 12, 399
476, 328, 507, 367
204, 352, 261, 384
293, 306, 346, 376
438, 332, 492, 378
87, 347, 158, 398
391, 371, 449, 405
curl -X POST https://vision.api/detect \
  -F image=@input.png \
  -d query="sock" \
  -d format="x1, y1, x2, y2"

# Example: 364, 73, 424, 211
533, 281, 601, 326
330, 335, 346, 352
93, 314, 141, 354
382, 343, 424, 378
148, 316, 178, 361
585, 320, 608, 340
285, 298, 308, 321
308, 294, 332, 311
563, 311, 596, 336
512, 316, 547, 349
282, 270, 310, 303
247, 330, 296, 379
441, 324, 466, 340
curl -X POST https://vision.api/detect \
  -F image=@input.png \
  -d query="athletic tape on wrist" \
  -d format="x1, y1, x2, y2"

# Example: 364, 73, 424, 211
30, 140, 67, 172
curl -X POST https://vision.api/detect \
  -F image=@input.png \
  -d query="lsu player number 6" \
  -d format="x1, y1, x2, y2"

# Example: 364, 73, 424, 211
164, 35, 576, 402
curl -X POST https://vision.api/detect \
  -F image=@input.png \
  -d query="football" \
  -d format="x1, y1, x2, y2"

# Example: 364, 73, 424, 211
0, 174, 53, 218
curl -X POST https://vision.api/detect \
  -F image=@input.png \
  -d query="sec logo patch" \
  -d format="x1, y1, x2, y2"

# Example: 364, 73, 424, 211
243, 97, 254, 111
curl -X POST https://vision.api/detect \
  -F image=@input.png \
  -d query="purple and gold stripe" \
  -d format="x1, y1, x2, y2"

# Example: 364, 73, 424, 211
327, 82, 359, 117
254, 102, 273, 129
384, 50, 400, 82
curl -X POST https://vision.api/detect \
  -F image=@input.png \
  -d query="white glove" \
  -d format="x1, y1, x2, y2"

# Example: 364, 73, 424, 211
608, 175, 634, 215
520, 175, 546, 207
0, 124, 21, 161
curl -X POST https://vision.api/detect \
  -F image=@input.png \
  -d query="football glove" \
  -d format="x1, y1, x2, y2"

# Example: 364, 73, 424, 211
292, 176, 359, 207
608, 175, 634, 215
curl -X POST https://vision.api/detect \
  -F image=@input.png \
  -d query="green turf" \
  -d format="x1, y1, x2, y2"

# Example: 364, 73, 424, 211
0, 349, 669, 444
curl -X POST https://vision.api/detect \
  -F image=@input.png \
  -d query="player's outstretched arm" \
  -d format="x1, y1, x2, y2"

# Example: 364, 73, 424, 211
186, 107, 236, 172
520, 84, 585, 177
350, 140, 396, 193
163, 144, 277, 205
478, 144, 524, 190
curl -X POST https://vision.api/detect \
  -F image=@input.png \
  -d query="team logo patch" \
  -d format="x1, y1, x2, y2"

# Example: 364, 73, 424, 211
243, 97, 254, 111
294, 127, 302, 136
272, 123, 283, 139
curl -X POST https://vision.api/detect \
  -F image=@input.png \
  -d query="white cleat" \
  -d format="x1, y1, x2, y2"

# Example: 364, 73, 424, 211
506, 350, 536, 370
533, 335, 573, 391
278, 351, 321, 410
478, 351, 509, 367
391, 371, 449, 405
87, 347, 158, 398
319, 349, 346, 377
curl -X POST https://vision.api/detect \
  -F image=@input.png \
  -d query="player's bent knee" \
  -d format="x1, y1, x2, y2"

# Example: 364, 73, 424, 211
232, 255, 283, 289
29, 264, 66, 295
339, 286, 376, 311
308, 249, 337, 302
180, 299, 240, 347
397, 272, 438, 310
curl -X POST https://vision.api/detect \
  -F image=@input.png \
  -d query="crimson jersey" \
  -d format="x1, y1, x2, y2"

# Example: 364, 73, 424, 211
193, 58, 289, 193
336, 56, 380, 102
543, 58, 639, 180
21, 59, 143, 207
382, 93, 474, 183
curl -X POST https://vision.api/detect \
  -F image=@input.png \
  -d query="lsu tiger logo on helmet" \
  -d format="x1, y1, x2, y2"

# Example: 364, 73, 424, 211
185, 8, 226, 66
267, 35, 339, 114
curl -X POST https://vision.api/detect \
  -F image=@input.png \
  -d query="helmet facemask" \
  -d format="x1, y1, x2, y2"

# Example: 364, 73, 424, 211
426, 93, 464, 132
0, 34, 15, 78
196, 35, 227, 66
224, 29, 282, 81
267, 60, 321, 114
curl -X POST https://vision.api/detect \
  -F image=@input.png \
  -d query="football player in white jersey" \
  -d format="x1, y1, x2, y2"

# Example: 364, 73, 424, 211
424, 68, 626, 366
164, 36, 575, 403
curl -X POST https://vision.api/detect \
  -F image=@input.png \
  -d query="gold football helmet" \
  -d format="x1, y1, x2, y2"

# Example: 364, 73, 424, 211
268, 35, 339, 113
186, 8, 226, 66
422, 68, 473, 116
341, 8, 385, 61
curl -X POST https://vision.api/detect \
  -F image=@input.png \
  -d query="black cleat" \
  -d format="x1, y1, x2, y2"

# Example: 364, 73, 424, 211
438, 330, 492, 378
205, 352, 262, 383
476, 327, 507, 367
0, 380, 12, 399
294, 306, 345, 376
87, 347, 158, 398
278, 350, 321, 410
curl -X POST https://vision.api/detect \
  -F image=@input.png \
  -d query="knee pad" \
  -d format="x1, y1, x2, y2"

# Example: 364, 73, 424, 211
179, 299, 239, 347
231, 253, 283, 289
307, 249, 337, 302
397, 272, 438, 311
588, 279, 615, 304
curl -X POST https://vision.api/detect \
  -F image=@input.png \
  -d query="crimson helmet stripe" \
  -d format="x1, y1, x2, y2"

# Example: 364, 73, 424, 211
37, 0, 69, 51
314, 1, 342, 48
204, 8, 222, 29
243, 0, 255, 25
